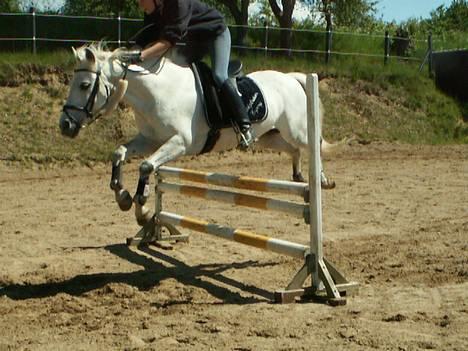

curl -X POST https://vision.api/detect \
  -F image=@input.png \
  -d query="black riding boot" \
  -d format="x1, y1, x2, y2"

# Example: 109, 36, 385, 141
220, 80, 255, 150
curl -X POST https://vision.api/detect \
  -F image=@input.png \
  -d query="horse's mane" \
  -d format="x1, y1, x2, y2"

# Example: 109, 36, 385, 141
74, 41, 115, 62
74, 42, 185, 74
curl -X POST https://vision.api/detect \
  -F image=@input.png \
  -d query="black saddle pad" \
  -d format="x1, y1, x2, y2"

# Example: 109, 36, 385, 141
193, 62, 267, 131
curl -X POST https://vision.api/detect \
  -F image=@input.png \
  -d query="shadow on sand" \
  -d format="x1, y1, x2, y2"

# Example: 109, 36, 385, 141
0, 243, 278, 305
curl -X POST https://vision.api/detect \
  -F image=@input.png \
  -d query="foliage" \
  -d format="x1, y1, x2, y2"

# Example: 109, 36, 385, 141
266, 0, 297, 50
390, 26, 414, 57
0, 0, 20, 12
248, 0, 277, 26
210, 0, 251, 45
423, 0, 468, 34
62, 0, 141, 17
303, 0, 378, 30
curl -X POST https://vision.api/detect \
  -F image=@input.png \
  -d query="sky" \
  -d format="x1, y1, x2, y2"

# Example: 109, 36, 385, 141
34, 0, 455, 24
375, 0, 454, 22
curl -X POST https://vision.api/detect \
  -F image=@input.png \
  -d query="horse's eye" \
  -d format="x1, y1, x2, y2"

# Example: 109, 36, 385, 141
80, 82, 91, 90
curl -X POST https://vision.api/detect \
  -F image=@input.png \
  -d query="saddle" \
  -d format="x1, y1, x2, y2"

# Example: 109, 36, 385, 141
192, 61, 267, 153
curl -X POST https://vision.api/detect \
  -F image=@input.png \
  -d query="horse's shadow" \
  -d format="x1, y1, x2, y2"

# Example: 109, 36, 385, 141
0, 243, 276, 305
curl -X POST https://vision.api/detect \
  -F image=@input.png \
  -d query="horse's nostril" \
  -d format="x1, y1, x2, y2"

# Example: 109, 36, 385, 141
60, 117, 79, 138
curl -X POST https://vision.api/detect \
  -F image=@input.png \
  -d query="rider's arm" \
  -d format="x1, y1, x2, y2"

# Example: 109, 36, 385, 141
141, 40, 173, 61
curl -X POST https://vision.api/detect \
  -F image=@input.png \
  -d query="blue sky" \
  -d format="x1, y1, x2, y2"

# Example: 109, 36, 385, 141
375, 0, 453, 22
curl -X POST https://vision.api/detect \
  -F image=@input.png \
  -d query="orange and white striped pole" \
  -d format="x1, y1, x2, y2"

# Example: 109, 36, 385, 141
159, 211, 309, 259
158, 166, 308, 199
158, 182, 307, 219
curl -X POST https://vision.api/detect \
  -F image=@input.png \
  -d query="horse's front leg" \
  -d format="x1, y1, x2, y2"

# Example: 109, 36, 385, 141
133, 135, 187, 225
110, 134, 160, 212
110, 145, 133, 211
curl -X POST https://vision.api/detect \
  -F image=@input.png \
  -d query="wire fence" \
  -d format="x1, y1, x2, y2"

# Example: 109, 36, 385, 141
1, 11, 463, 68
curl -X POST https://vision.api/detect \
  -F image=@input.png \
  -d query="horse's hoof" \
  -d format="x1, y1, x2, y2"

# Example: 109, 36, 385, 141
321, 180, 336, 189
293, 173, 306, 183
117, 190, 133, 211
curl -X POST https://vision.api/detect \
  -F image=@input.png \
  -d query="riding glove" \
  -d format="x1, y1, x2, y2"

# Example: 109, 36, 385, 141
120, 50, 142, 64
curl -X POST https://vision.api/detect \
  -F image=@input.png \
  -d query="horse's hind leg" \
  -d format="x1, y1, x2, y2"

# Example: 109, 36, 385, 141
257, 130, 336, 188
256, 129, 306, 182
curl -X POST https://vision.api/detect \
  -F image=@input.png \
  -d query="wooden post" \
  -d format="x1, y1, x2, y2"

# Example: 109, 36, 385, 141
30, 7, 36, 55
117, 13, 122, 47
384, 30, 390, 65
306, 74, 323, 290
325, 25, 332, 64
428, 32, 433, 77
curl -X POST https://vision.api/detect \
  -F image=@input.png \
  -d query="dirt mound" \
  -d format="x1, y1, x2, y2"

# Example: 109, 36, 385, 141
0, 64, 70, 87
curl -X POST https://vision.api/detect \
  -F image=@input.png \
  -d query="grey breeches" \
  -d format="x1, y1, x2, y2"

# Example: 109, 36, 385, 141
209, 27, 231, 87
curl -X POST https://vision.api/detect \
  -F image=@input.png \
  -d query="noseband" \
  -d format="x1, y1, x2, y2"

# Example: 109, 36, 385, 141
62, 68, 111, 128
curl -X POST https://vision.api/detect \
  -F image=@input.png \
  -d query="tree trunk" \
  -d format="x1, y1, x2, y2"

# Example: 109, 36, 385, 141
220, 0, 250, 48
321, 0, 333, 30
268, 0, 296, 55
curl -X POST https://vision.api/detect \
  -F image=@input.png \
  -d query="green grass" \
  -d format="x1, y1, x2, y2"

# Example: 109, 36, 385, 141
241, 54, 466, 144
0, 50, 465, 166
0, 50, 73, 66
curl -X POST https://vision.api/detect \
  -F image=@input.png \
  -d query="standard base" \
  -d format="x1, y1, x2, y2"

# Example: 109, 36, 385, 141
126, 215, 190, 247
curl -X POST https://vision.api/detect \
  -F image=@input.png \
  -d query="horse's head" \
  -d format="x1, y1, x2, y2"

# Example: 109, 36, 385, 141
59, 44, 127, 138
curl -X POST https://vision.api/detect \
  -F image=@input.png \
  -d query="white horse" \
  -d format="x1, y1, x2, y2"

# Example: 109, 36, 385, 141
59, 43, 334, 225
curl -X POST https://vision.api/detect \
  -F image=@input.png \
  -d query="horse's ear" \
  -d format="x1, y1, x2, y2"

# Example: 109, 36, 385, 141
85, 47, 96, 64
71, 47, 79, 61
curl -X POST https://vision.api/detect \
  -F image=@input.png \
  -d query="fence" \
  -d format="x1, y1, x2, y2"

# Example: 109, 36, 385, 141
1, 11, 463, 68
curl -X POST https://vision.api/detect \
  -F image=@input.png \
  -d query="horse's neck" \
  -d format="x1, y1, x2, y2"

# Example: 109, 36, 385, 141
123, 59, 195, 111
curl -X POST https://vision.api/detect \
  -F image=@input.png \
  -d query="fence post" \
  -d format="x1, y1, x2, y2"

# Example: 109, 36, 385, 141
264, 20, 269, 58
384, 30, 390, 65
428, 32, 433, 77
325, 24, 332, 64
117, 12, 122, 47
30, 7, 36, 55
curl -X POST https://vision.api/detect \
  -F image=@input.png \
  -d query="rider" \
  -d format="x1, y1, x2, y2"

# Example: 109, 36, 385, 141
122, 0, 254, 150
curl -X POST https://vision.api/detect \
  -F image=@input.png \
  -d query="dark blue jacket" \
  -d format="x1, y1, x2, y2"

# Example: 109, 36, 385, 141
136, 0, 226, 47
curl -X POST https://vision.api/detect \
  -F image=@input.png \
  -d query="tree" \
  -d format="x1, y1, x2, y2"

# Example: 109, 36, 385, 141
262, 0, 379, 53
216, 0, 250, 46
267, 0, 297, 52
315, 0, 378, 30
425, 0, 468, 33
201, 0, 251, 47
62, 0, 141, 17
0, 0, 20, 12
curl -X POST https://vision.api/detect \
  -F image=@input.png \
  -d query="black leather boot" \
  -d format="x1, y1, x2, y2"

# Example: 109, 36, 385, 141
220, 80, 255, 150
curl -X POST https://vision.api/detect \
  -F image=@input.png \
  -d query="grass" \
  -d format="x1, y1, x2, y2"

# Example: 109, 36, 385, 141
0, 50, 466, 166
241, 53, 465, 144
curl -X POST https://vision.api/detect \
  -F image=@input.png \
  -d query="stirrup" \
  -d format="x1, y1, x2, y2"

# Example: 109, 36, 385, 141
238, 128, 255, 151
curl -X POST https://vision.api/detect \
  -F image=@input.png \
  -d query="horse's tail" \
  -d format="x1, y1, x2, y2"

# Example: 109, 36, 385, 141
287, 72, 307, 90
287, 72, 337, 153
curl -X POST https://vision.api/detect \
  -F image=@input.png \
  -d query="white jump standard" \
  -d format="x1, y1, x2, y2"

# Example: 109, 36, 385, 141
127, 74, 358, 305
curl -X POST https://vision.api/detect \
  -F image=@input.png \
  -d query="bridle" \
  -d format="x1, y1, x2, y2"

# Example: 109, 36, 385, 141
62, 55, 164, 129
62, 68, 112, 128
